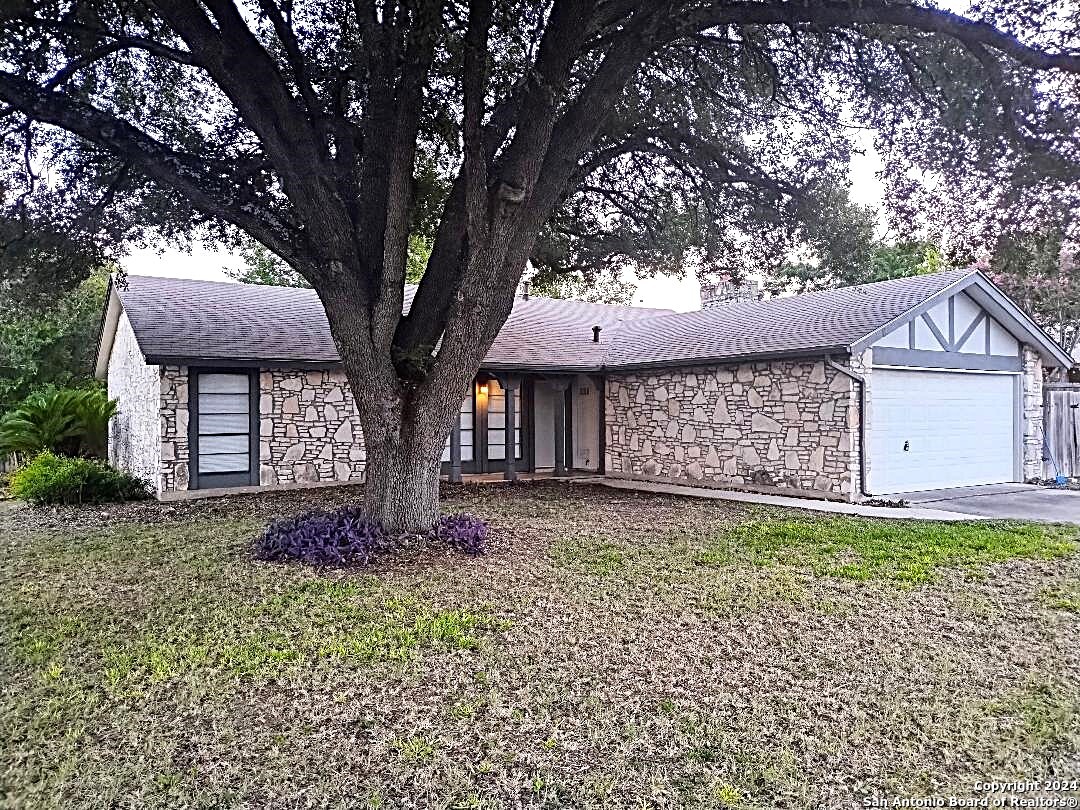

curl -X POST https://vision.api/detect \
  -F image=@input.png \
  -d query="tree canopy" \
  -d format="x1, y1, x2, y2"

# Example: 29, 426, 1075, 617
0, 214, 106, 307
3, 1, 1080, 529
226, 239, 311, 288
768, 195, 948, 294
0, 268, 109, 412
228, 235, 430, 288
987, 227, 1080, 356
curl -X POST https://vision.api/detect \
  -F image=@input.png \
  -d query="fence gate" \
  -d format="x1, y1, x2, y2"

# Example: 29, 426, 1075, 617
1044, 383, 1080, 478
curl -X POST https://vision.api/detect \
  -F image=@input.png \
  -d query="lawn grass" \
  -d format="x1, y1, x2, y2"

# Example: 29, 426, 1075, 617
693, 516, 1078, 583
5, 522, 505, 689
1, 482, 1078, 809
1039, 579, 1080, 612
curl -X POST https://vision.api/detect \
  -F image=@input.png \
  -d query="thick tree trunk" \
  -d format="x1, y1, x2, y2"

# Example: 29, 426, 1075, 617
320, 280, 474, 536
362, 436, 443, 535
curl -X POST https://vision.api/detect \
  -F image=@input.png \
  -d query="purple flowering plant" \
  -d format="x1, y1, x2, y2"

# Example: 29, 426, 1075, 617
433, 513, 489, 555
255, 505, 394, 565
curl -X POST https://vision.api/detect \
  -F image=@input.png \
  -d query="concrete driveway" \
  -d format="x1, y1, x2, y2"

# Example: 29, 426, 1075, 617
887, 483, 1080, 524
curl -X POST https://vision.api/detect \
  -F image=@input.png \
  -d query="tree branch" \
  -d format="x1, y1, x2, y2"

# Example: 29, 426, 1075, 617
369, 1, 441, 355
0, 70, 306, 267
964, 39, 1051, 152
43, 38, 195, 90
256, 0, 322, 117
147, 0, 334, 214
685, 2, 1080, 74
1, 15, 197, 68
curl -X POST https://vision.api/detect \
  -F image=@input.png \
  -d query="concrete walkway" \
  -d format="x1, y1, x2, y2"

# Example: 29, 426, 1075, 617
595, 478, 985, 521
887, 483, 1080, 524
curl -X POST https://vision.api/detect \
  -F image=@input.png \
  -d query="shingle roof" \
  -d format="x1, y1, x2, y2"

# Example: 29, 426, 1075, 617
114, 275, 672, 370
112, 269, 987, 372
606, 268, 975, 368
482, 295, 674, 370
119, 276, 343, 364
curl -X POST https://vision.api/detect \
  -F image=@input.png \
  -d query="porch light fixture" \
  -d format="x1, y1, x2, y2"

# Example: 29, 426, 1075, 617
478, 383, 489, 395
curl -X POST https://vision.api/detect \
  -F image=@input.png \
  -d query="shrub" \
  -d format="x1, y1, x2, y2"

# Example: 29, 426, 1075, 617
9, 451, 153, 505
0, 386, 117, 459
256, 506, 394, 565
434, 513, 489, 555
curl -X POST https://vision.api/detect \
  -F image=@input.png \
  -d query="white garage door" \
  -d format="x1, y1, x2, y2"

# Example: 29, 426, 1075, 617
869, 369, 1017, 494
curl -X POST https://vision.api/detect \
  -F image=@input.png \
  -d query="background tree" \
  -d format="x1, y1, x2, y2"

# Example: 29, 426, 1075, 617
0, 212, 106, 309
769, 239, 947, 293
2, 1, 1080, 530
527, 269, 636, 305
228, 235, 430, 287
0, 268, 109, 413
987, 227, 1080, 356
226, 238, 311, 287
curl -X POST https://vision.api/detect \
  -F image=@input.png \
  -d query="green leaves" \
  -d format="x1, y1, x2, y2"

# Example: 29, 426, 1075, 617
0, 269, 108, 412
0, 387, 117, 459
225, 239, 310, 288
989, 227, 1080, 354
8, 450, 151, 505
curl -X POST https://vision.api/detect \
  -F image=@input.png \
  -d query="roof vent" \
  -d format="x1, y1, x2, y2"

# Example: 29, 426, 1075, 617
592, 325, 602, 343
700, 278, 760, 309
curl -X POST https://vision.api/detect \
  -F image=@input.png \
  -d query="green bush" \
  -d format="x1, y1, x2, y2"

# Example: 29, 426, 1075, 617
8, 451, 152, 505
0, 386, 116, 459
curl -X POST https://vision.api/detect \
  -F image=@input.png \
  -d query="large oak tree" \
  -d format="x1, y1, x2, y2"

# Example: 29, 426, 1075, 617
2, 0, 1079, 530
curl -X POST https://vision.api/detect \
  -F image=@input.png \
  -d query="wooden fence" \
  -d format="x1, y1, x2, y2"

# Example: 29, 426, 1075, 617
1044, 383, 1080, 478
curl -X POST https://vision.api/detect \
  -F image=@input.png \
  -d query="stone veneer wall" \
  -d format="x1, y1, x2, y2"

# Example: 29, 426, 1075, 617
1021, 345, 1044, 481
159, 366, 190, 493
157, 367, 366, 494
259, 369, 366, 487
604, 358, 860, 499
107, 311, 163, 489
845, 349, 869, 496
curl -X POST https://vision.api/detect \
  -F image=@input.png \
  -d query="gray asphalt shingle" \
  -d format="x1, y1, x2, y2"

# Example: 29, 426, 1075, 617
606, 268, 974, 368
116, 275, 671, 370
115, 269, 975, 371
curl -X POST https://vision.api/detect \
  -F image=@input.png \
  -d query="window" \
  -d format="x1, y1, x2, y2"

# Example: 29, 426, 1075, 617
486, 379, 521, 460
192, 371, 255, 488
441, 394, 475, 463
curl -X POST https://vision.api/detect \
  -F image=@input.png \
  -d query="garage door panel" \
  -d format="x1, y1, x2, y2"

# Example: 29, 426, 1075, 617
869, 370, 1015, 493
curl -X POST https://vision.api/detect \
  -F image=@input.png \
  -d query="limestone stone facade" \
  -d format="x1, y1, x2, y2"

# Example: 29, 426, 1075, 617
259, 369, 366, 488
106, 311, 162, 489
159, 366, 190, 493
1021, 345, 1045, 481
123, 347, 1047, 499
604, 358, 861, 499
151, 367, 367, 495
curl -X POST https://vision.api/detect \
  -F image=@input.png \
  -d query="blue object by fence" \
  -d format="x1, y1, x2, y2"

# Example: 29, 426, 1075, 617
1044, 435, 1062, 480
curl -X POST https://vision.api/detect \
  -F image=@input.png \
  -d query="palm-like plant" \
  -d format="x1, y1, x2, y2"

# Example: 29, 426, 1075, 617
0, 387, 117, 459
70, 389, 116, 458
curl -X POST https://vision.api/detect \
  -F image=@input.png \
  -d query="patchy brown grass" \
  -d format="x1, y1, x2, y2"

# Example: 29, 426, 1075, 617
1, 481, 1078, 809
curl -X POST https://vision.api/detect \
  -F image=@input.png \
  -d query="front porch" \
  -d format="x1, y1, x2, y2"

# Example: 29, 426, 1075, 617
441, 372, 605, 483
443, 470, 600, 484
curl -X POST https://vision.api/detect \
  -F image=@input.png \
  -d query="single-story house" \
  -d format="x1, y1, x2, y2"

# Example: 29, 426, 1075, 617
94, 268, 1071, 501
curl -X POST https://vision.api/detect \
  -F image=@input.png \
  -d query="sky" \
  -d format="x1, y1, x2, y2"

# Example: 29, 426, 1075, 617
122, 136, 887, 314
